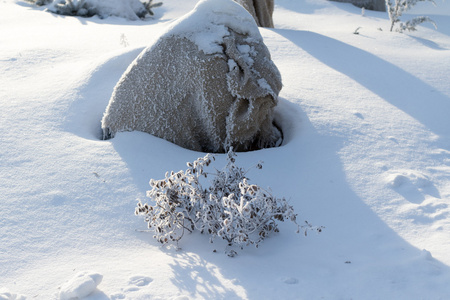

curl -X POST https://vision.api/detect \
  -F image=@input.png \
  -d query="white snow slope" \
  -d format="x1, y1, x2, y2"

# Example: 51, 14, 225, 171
1, 0, 450, 299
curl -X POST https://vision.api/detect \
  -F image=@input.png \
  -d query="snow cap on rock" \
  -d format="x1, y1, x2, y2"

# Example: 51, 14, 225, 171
167, 0, 262, 54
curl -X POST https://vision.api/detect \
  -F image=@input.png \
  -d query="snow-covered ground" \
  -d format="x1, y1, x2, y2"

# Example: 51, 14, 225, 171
1, 0, 450, 299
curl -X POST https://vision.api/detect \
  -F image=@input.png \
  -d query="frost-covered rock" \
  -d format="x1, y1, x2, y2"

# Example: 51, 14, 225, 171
59, 271, 103, 300
101, 0, 283, 153
43, 0, 150, 20
234, 0, 275, 28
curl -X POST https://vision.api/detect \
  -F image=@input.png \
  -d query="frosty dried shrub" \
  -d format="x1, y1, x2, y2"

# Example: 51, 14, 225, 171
26, 0, 162, 20
135, 150, 322, 256
386, 0, 437, 32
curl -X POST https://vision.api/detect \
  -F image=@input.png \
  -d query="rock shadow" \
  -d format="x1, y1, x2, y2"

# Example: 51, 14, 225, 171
275, 29, 450, 138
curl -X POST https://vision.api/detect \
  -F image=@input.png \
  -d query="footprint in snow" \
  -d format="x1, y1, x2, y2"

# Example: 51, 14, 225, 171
430, 148, 450, 164
281, 277, 299, 284
111, 275, 153, 298
387, 136, 399, 144
127, 275, 153, 289
353, 111, 364, 119
385, 170, 440, 203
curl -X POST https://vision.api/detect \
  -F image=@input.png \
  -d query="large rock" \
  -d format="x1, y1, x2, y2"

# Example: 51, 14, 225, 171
101, 0, 283, 153
235, 0, 275, 28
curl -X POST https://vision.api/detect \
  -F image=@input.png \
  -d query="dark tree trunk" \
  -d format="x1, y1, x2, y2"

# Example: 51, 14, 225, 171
235, 0, 275, 28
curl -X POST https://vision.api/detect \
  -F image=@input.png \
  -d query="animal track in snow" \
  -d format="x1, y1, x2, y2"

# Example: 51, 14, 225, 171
427, 148, 450, 182
430, 148, 450, 164
281, 277, 299, 284
385, 169, 449, 223
387, 170, 431, 189
353, 111, 364, 119
110, 275, 153, 299
385, 170, 440, 203
412, 202, 449, 224
128, 275, 153, 288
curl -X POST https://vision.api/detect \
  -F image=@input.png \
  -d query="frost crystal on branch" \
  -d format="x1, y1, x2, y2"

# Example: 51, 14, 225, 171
386, 0, 437, 32
135, 149, 323, 255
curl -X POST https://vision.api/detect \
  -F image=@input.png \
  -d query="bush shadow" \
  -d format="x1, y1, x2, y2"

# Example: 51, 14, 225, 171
408, 35, 448, 50
65, 31, 450, 298
164, 249, 247, 299
110, 98, 450, 299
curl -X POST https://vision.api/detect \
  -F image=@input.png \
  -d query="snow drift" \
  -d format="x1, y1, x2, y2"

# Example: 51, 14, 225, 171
3, 0, 450, 298
59, 271, 103, 300
101, 0, 283, 153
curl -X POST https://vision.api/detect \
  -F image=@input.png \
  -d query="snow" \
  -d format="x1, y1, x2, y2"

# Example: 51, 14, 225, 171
1, 0, 450, 299
167, 0, 261, 54
0, 288, 26, 300
59, 272, 103, 300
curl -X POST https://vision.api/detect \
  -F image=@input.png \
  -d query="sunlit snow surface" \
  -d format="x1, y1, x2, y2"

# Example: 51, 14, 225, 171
1, 0, 450, 299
